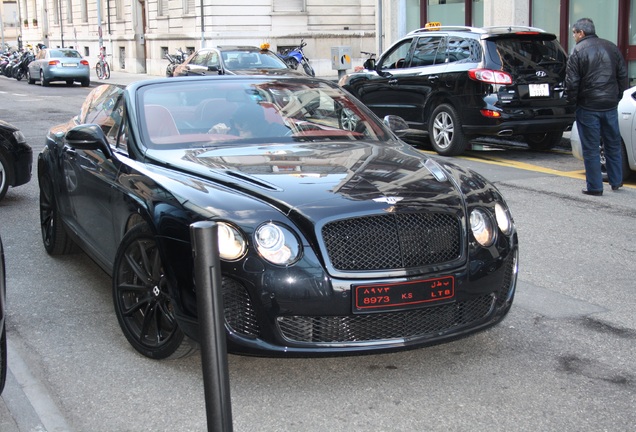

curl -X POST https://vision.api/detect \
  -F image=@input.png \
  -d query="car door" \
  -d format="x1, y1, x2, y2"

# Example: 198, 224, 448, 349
348, 35, 448, 128
61, 86, 125, 266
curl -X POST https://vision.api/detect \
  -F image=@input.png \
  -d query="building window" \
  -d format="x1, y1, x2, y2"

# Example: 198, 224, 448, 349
115, 0, 123, 20
532, 0, 560, 37
184, 0, 195, 14
66, 0, 73, 24
428, 0, 465, 26
273, 0, 305, 12
158, 0, 169, 16
81, 0, 88, 22
569, 0, 619, 45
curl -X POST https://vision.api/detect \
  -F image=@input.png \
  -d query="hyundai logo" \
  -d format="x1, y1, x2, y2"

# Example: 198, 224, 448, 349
536, 71, 547, 77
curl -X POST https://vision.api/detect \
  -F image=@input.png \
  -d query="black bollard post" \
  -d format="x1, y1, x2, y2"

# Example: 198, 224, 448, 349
190, 221, 233, 432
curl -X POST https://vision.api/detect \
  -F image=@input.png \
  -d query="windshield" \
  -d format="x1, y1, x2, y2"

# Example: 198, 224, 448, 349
137, 78, 391, 150
221, 50, 288, 70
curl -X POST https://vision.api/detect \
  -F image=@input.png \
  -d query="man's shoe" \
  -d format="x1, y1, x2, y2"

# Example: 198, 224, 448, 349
611, 183, 623, 191
582, 189, 603, 196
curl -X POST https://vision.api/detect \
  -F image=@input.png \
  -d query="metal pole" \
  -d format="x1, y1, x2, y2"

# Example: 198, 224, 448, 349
190, 221, 233, 432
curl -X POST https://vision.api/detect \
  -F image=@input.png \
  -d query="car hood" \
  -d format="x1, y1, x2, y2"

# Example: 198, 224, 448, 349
0, 120, 18, 132
145, 140, 464, 217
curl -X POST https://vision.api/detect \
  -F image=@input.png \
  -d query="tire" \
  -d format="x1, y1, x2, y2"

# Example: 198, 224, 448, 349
302, 61, 315, 77
15, 69, 24, 81
39, 172, 76, 255
96, 63, 104, 80
0, 325, 6, 395
0, 152, 9, 202
601, 140, 632, 182
524, 131, 563, 151
80, 79, 90, 87
40, 70, 49, 87
66, 80, 74, 86
429, 103, 468, 156
285, 57, 299, 70
103, 62, 110, 79
26, 69, 35, 84
112, 224, 197, 360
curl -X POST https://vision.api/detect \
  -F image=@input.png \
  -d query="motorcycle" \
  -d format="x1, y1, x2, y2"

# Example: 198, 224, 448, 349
12, 51, 35, 81
278, 40, 315, 76
165, 48, 187, 77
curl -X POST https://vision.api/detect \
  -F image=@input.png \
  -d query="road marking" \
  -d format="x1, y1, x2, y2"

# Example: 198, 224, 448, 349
422, 149, 635, 188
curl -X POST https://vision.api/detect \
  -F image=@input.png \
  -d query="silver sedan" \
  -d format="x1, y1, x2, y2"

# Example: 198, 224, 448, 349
570, 86, 636, 181
26, 48, 90, 87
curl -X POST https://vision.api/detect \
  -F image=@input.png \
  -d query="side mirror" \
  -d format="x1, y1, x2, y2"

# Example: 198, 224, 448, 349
207, 65, 219, 72
383, 115, 409, 137
362, 58, 376, 70
65, 124, 113, 158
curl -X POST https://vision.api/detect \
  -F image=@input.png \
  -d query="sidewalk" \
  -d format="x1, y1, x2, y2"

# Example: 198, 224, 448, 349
91, 69, 159, 87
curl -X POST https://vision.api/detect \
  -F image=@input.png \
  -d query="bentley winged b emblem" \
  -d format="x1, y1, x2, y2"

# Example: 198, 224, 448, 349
372, 196, 404, 205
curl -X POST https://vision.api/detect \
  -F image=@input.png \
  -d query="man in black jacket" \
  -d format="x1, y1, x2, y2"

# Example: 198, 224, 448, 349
566, 17, 627, 196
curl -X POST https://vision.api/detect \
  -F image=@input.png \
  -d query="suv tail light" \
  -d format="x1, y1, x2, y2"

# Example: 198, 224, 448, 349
468, 69, 513, 85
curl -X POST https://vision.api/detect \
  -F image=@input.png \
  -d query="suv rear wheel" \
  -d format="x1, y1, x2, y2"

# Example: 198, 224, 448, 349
429, 104, 468, 156
523, 131, 563, 151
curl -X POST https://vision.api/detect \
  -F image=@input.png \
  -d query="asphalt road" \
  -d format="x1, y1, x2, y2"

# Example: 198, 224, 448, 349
0, 73, 635, 432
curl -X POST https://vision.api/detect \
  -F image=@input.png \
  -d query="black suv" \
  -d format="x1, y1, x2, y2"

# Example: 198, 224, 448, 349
340, 25, 574, 155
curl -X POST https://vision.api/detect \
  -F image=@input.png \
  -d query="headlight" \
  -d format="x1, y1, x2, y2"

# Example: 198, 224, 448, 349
217, 222, 247, 260
494, 202, 512, 235
255, 222, 301, 265
470, 208, 495, 247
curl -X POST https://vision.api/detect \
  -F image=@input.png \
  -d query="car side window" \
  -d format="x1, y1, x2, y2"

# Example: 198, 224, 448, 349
410, 36, 446, 67
446, 37, 482, 63
207, 52, 220, 68
379, 38, 414, 70
191, 52, 209, 66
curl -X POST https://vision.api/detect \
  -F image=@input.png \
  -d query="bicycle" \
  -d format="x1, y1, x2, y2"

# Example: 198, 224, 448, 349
96, 46, 111, 80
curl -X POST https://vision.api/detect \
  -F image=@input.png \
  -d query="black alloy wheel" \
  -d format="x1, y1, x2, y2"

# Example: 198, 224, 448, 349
0, 324, 6, 394
112, 224, 196, 360
38, 173, 76, 255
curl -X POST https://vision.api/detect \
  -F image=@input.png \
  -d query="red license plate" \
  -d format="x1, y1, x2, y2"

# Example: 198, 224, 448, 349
353, 276, 454, 312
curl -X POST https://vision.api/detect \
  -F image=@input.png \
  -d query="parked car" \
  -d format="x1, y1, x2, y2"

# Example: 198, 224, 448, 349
26, 48, 90, 87
1, 234, 7, 394
0, 120, 33, 201
38, 75, 518, 358
340, 24, 575, 156
172, 45, 299, 77
570, 86, 636, 182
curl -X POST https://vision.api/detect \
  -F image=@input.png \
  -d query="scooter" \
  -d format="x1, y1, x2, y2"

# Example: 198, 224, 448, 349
279, 40, 315, 76
165, 48, 187, 77
12, 51, 35, 81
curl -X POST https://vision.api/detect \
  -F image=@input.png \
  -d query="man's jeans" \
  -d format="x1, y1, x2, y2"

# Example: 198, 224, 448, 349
575, 107, 623, 191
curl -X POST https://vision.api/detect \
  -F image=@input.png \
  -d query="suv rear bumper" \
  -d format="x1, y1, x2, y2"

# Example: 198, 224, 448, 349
462, 116, 574, 137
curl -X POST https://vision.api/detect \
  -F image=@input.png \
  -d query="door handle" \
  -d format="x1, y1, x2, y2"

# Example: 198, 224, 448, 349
428, 75, 439, 81
388, 79, 398, 85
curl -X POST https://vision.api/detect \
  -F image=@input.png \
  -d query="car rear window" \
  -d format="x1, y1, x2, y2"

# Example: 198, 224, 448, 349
486, 36, 567, 75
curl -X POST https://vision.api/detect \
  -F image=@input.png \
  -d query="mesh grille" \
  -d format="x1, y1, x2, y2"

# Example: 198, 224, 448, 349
278, 295, 495, 344
496, 252, 516, 308
222, 277, 261, 337
322, 212, 461, 271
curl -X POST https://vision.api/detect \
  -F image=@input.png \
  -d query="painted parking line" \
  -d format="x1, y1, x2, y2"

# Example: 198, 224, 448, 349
421, 149, 635, 188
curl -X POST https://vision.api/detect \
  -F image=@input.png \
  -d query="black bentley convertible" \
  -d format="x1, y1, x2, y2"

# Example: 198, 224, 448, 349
38, 75, 518, 358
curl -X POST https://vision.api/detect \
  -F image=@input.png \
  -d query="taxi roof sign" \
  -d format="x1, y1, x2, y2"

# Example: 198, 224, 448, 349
425, 22, 442, 30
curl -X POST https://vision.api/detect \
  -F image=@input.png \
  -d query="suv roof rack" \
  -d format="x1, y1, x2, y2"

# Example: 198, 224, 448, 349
407, 25, 548, 36
407, 26, 479, 35
481, 25, 547, 33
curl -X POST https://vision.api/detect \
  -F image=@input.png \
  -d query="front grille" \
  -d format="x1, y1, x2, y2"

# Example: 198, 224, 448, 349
278, 295, 494, 344
222, 277, 261, 337
496, 252, 517, 308
322, 212, 461, 271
